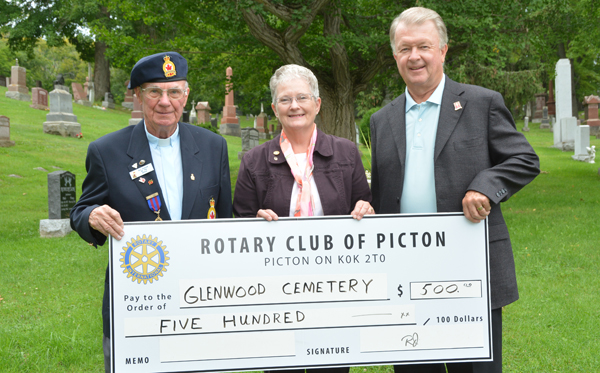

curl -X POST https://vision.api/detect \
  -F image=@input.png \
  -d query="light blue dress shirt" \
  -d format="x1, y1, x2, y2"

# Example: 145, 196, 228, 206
400, 76, 446, 213
144, 124, 183, 220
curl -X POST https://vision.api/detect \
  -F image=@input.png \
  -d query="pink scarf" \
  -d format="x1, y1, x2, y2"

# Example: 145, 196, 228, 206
279, 126, 318, 217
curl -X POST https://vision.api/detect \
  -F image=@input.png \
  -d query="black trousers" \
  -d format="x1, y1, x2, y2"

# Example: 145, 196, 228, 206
394, 308, 503, 373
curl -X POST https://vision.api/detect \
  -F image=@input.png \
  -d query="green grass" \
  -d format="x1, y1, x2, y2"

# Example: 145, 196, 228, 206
1, 85, 600, 371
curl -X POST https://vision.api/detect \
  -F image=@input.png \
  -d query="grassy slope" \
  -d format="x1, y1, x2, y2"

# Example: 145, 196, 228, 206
1, 86, 599, 371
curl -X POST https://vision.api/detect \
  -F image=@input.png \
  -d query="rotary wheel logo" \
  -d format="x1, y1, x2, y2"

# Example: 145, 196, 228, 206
120, 235, 170, 284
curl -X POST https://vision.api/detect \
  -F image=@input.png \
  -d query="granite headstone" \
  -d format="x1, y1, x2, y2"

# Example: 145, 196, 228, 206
0, 116, 16, 147
39, 171, 75, 237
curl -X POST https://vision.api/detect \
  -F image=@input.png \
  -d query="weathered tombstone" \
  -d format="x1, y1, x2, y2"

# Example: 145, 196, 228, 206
30, 87, 49, 110
554, 59, 576, 150
189, 101, 198, 124
102, 92, 115, 109
84, 76, 89, 96
583, 95, 600, 137
196, 101, 211, 124
547, 80, 556, 116
0, 116, 16, 147
532, 93, 546, 123
220, 67, 241, 136
39, 171, 75, 237
88, 81, 95, 103
43, 88, 81, 137
0, 75, 6, 87
122, 80, 134, 110
540, 106, 550, 129
522, 116, 530, 132
5, 59, 30, 101
72, 82, 92, 107
238, 128, 260, 159
129, 94, 143, 126
4, 77, 9, 86
182, 110, 190, 123
255, 103, 270, 139
572, 125, 591, 162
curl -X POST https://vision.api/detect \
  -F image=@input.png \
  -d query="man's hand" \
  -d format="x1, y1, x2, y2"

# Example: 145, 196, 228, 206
351, 200, 376, 220
89, 205, 125, 240
256, 209, 279, 221
462, 190, 491, 223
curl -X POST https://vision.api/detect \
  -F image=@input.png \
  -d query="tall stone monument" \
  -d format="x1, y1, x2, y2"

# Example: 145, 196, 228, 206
547, 80, 556, 116
39, 171, 75, 237
0, 116, 16, 147
30, 87, 49, 110
196, 101, 211, 124
122, 80, 134, 110
43, 88, 82, 137
220, 67, 241, 136
5, 59, 30, 101
583, 95, 600, 137
129, 94, 143, 126
554, 59, 576, 150
189, 101, 198, 124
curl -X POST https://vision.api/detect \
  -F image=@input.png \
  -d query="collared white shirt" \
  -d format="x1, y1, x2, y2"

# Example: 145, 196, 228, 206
400, 75, 446, 213
144, 123, 183, 220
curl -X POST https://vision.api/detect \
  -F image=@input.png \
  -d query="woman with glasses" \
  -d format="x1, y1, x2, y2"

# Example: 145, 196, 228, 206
233, 64, 373, 225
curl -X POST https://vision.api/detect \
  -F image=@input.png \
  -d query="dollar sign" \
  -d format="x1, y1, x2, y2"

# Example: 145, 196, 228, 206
397, 284, 403, 297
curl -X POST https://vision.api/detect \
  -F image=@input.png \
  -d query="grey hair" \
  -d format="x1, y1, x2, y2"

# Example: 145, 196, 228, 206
269, 64, 319, 104
389, 7, 448, 54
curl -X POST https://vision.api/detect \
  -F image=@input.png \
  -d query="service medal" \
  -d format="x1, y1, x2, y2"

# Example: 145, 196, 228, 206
207, 197, 217, 219
146, 192, 163, 221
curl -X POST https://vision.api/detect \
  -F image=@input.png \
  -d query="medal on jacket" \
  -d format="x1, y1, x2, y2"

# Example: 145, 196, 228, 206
207, 197, 216, 219
146, 192, 163, 221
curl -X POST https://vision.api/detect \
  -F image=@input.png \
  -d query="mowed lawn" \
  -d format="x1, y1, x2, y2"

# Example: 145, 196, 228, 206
1, 85, 599, 371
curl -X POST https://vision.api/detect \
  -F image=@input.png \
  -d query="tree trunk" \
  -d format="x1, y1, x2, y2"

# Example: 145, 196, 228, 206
94, 41, 110, 101
318, 85, 355, 141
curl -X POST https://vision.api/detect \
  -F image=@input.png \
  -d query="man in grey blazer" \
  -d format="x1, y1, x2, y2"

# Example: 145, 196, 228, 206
70, 52, 232, 373
370, 7, 539, 373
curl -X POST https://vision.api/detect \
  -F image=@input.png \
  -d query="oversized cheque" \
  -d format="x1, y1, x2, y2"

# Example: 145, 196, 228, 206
109, 213, 492, 372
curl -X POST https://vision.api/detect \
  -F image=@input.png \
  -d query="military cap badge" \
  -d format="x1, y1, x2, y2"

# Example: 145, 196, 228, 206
163, 55, 177, 78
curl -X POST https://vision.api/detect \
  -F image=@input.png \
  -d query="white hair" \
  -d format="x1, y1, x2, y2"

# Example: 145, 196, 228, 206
269, 64, 319, 104
389, 7, 448, 54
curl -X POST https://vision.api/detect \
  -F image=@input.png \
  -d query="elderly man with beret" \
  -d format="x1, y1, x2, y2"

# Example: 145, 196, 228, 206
70, 52, 232, 372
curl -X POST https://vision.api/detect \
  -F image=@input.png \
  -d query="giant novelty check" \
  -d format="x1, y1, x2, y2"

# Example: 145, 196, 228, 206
109, 213, 492, 373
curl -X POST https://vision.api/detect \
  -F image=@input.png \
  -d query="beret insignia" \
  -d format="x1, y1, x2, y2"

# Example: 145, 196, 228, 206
163, 55, 176, 78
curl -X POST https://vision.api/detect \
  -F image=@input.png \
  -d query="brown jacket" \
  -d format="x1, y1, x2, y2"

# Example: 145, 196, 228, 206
233, 129, 371, 217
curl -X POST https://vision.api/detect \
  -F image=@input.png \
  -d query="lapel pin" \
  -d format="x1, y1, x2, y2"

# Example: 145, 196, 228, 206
454, 101, 462, 111
273, 150, 280, 155
139, 160, 146, 166
139, 177, 146, 183
191, 174, 195, 180
148, 179, 154, 185
274, 156, 278, 161
132, 163, 138, 169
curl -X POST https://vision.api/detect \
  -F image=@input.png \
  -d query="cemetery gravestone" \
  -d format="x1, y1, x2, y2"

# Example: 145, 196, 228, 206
255, 103, 270, 139
40, 171, 75, 237
129, 94, 143, 126
554, 59, 576, 150
532, 93, 546, 123
522, 116, 530, 132
220, 67, 241, 136
0, 116, 15, 147
540, 106, 550, 129
6, 59, 30, 101
182, 110, 190, 124
547, 80, 556, 116
53, 74, 70, 93
102, 92, 115, 109
190, 101, 198, 124
572, 125, 592, 162
583, 95, 600, 137
43, 88, 81, 137
30, 87, 49, 110
122, 80, 134, 110
196, 102, 211, 124
238, 128, 260, 159
72, 82, 92, 107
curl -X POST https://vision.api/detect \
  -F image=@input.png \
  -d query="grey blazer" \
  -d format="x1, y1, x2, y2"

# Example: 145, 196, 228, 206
370, 76, 540, 309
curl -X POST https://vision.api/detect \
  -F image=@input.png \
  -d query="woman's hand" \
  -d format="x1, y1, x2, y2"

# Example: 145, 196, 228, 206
351, 200, 375, 220
256, 209, 279, 221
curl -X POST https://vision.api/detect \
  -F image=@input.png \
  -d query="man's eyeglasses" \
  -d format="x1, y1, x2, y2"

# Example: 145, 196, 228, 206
140, 87, 187, 100
276, 94, 314, 106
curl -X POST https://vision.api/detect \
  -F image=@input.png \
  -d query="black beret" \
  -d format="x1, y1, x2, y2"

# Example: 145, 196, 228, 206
128, 52, 188, 89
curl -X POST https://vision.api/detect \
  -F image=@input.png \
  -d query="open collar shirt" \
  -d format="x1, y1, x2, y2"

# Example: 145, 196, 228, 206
400, 75, 446, 213
144, 123, 183, 220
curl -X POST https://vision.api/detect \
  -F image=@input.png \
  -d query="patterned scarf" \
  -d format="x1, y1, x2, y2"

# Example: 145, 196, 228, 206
279, 126, 318, 216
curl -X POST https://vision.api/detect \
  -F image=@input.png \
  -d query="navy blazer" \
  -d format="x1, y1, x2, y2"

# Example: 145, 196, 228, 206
370, 76, 540, 309
70, 121, 232, 336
